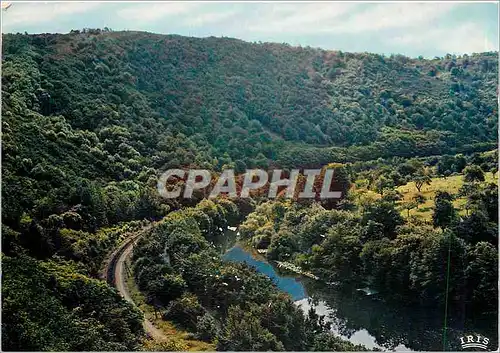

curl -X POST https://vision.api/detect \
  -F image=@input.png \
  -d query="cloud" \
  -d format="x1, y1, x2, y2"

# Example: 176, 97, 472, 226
246, 3, 360, 33
184, 10, 239, 27
117, 3, 201, 23
245, 2, 459, 35
333, 2, 459, 33
3, 2, 102, 27
391, 22, 499, 54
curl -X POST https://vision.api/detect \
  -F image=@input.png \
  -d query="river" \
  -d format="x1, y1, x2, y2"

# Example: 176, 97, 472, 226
221, 236, 497, 351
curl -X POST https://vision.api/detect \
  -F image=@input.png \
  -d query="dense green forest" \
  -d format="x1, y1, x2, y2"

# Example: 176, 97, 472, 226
1, 29, 498, 351
240, 180, 497, 313
132, 199, 366, 351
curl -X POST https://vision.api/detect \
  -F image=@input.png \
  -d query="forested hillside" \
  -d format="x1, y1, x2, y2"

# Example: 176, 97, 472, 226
1, 30, 498, 351
3, 30, 498, 228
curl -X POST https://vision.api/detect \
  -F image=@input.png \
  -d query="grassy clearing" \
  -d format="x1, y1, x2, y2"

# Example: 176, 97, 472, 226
125, 259, 215, 351
396, 172, 497, 221
353, 172, 497, 221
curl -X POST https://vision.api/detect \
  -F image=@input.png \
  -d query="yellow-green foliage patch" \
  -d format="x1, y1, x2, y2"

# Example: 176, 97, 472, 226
396, 172, 497, 221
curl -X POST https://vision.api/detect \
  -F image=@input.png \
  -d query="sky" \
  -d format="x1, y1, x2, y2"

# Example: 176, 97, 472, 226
2, 1, 499, 58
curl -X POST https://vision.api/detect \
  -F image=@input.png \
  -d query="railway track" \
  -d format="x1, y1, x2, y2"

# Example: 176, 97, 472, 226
101, 223, 167, 341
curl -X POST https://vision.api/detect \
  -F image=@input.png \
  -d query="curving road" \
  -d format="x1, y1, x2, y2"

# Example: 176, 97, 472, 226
103, 224, 167, 341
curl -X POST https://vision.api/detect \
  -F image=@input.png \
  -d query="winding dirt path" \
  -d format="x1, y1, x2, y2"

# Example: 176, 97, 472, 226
103, 224, 167, 341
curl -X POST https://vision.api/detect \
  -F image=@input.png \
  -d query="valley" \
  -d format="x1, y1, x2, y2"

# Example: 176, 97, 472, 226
1, 29, 498, 351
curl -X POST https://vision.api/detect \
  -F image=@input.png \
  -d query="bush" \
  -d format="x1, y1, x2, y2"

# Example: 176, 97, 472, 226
196, 313, 220, 342
163, 293, 205, 331
149, 273, 187, 305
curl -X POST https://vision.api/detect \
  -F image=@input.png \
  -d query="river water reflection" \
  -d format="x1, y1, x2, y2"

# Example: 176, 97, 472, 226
222, 243, 497, 351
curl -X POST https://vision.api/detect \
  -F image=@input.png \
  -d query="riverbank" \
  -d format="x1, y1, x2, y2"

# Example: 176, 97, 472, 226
222, 243, 498, 352
275, 260, 320, 280
222, 244, 392, 350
